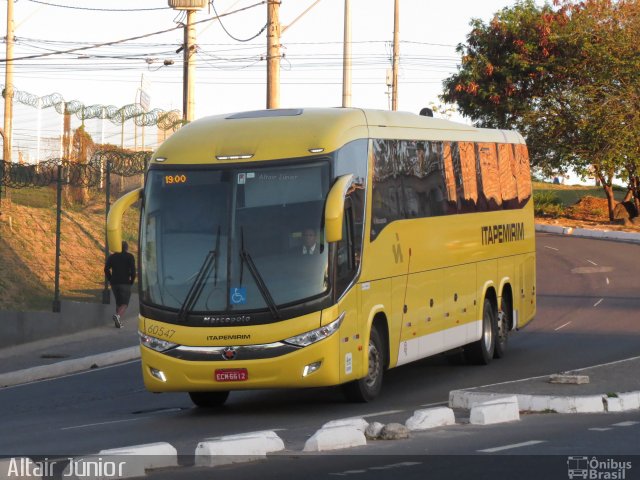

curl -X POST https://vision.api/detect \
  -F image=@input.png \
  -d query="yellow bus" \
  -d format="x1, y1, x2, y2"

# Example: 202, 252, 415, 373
108, 108, 536, 407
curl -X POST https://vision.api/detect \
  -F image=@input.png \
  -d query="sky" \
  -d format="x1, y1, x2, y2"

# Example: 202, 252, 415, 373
0, 0, 541, 157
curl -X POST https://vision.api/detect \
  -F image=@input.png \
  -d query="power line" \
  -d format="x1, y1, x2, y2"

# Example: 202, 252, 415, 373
210, 0, 267, 42
26, 0, 171, 12
0, 1, 266, 62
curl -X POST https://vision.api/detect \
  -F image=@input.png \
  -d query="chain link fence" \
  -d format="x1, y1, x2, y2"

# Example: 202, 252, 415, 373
0, 151, 151, 312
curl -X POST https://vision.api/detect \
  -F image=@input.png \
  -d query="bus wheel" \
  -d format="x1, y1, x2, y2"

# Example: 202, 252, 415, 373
465, 298, 496, 365
188, 391, 230, 408
343, 325, 384, 403
494, 296, 510, 359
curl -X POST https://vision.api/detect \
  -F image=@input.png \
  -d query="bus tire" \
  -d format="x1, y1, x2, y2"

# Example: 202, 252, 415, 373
342, 325, 384, 403
465, 298, 496, 365
494, 296, 510, 359
188, 391, 230, 408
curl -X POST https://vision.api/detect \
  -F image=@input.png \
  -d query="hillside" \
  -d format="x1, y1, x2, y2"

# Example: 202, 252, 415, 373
0, 187, 139, 311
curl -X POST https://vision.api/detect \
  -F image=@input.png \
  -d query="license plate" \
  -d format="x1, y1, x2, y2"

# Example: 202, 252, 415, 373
215, 368, 248, 382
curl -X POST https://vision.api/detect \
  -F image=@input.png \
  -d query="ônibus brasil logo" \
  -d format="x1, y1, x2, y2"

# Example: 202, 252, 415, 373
567, 456, 632, 480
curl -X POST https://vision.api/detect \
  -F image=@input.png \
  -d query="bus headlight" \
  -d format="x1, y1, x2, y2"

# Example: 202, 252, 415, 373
284, 313, 345, 347
139, 331, 178, 353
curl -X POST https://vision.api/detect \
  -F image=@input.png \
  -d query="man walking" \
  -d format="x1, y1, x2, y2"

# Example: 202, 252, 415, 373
104, 241, 136, 328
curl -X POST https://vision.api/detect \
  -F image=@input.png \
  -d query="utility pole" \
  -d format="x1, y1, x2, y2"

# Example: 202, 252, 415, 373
168, 1, 205, 122
266, 0, 281, 109
3, 0, 15, 161
342, 0, 352, 108
391, 0, 399, 111
183, 9, 196, 122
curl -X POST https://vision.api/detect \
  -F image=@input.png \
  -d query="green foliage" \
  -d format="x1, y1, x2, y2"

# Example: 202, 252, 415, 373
8, 187, 55, 209
533, 190, 564, 217
442, 0, 640, 220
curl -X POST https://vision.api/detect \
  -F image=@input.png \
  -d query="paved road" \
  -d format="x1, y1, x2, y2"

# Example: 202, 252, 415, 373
143, 411, 640, 480
1, 233, 639, 458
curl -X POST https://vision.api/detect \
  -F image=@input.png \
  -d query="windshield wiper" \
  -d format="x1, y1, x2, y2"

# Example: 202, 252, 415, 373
239, 227, 280, 319
178, 226, 220, 321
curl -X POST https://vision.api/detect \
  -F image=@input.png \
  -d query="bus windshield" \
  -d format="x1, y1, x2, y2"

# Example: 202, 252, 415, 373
140, 161, 331, 316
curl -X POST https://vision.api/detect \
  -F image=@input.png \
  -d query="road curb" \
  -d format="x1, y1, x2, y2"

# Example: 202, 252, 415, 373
450, 389, 640, 414
535, 223, 640, 244
0, 346, 140, 388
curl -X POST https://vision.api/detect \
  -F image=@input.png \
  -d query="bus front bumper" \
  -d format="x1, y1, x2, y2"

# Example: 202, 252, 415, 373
140, 334, 342, 392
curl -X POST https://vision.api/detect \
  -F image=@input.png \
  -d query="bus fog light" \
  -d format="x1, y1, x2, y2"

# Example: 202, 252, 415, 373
303, 361, 322, 377
150, 367, 167, 382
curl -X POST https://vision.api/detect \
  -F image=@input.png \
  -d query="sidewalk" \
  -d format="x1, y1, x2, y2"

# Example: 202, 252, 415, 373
0, 310, 139, 387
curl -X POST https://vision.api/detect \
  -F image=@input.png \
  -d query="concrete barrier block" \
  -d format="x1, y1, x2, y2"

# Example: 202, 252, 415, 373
203, 431, 285, 454
195, 437, 267, 467
549, 395, 604, 413
470, 398, 520, 425
449, 390, 508, 409
0, 458, 42, 479
98, 442, 178, 470
303, 426, 367, 452
406, 407, 456, 431
606, 393, 640, 412
322, 417, 369, 432
470, 395, 518, 408
528, 395, 553, 412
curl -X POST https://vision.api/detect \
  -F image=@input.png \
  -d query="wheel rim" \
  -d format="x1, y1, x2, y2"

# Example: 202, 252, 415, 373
483, 308, 493, 351
364, 339, 381, 389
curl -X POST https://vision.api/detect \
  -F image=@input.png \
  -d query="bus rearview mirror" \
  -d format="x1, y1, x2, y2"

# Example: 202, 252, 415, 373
325, 174, 353, 243
107, 187, 143, 252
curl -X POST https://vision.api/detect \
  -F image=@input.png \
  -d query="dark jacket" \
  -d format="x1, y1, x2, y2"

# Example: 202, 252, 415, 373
104, 251, 136, 285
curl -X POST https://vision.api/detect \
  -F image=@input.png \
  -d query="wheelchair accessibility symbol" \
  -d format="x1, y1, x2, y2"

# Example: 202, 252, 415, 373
230, 287, 247, 305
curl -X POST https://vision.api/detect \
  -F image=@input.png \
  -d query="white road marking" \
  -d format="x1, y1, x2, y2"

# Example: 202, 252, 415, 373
606, 277, 610, 285
586, 259, 598, 266
544, 246, 559, 251
612, 421, 639, 427
589, 428, 613, 431
479, 440, 545, 453
62, 417, 145, 431
361, 409, 405, 418
370, 463, 422, 471
419, 401, 449, 408
555, 322, 572, 331
593, 299, 603, 307
331, 463, 421, 476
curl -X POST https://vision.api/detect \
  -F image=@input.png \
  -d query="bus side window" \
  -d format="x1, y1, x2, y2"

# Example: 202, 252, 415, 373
336, 199, 356, 296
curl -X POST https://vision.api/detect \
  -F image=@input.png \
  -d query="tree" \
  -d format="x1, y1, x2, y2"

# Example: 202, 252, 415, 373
65, 125, 95, 205
442, 0, 640, 220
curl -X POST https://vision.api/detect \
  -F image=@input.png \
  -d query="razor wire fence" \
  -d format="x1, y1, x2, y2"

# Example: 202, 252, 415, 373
0, 150, 151, 313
